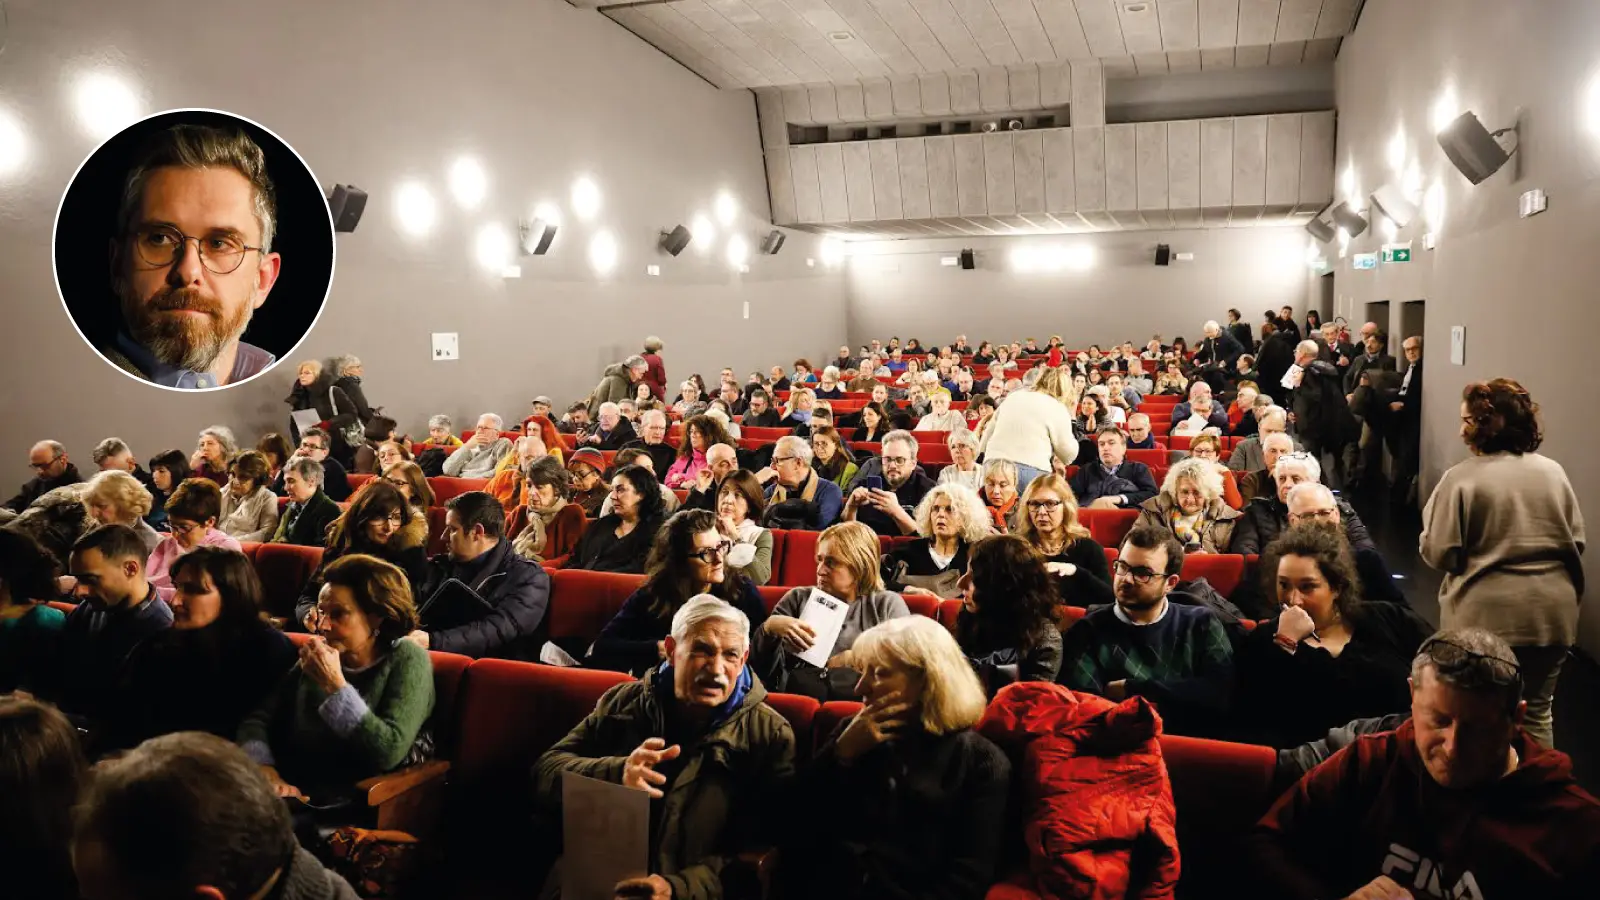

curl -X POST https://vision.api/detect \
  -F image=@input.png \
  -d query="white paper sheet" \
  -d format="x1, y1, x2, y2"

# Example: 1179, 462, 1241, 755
562, 771, 650, 900
290, 408, 323, 435
796, 588, 849, 669
1280, 363, 1303, 391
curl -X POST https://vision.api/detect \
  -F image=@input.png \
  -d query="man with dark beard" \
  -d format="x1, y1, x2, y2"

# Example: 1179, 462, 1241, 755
99, 124, 282, 389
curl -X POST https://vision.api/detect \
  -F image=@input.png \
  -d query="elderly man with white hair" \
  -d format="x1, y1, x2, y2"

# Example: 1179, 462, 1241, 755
1233, 451, 1374, 556
844, 430, 936, 536
683, 442, 742, 513
579, 401, 638, 451
760, 435, 843, 529
1167, 380, 1217, 430
1193, 318, 1246, 392
534, 595, 796, 900
623, 408, 678, 476
443, 413, 514, 479
1284, 481, 1408, 606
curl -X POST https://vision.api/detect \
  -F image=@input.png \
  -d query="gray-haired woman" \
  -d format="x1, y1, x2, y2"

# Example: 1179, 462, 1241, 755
328, 355, 374, 465
189, 426, 237, 489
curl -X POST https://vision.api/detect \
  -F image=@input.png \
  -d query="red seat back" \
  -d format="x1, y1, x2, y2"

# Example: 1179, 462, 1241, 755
1159, 734, 1279, 879
425, 506, 449, 556
901, 591, 939, 620
1181, 554, 1246, 597
452, 659, 632, 787
774, 529, 818, 588
743, 427, 790, 441
428, 477, 490, 504
1055, 605, 1089, 632
936, 598, 962, 632
758, 585, 791, 612
546, 570, 645, 642
428, 651, 474, 754
763, 693, 820, 762
1126, 449, 1168, 467
347, 473, 375, 493
252, 543, 324, 617
1079, 508, 1139, 549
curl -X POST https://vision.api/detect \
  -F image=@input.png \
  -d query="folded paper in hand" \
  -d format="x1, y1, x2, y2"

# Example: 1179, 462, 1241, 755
796, 588, 848, 669
1281, 364, 1303, 391
562, 772, 650, 900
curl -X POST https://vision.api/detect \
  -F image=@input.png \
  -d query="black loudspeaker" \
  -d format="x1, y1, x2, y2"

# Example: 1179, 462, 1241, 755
1155, 244, 1171, 266
760, 230, 786, 255
1437, 111, 1516, 185
327, 184, 367, 233
1328, 201, 1368, 238
659, 225, 692, 257
1305, 217, 1337, 243
959, 249, 975, 270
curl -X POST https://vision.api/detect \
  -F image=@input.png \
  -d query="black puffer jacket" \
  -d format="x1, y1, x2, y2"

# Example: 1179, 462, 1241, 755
414, 539, 551, 660
1291, 359, 1358, 446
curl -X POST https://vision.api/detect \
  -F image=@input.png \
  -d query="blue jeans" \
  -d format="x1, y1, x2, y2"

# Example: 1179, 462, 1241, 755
1013, 463, 1047, 494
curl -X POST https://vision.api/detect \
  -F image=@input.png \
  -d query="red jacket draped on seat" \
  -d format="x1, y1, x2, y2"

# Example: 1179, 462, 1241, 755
977, 682, 1181, 900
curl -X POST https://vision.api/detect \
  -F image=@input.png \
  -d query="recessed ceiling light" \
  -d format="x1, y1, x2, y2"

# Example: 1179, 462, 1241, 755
1122, 3, 1151, 15
828, 31, 854, 42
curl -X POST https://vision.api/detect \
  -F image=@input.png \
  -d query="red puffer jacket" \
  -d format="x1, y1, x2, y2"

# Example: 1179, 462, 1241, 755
977, 682, 1181, 900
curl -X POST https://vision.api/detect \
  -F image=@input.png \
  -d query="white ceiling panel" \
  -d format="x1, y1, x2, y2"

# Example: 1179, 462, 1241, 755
1199, 46, 1235, 69
1196, 0, 1240, 49
1274, 0, 1322, 42
947, 0, 1026, 65
1116, 1, 1166, 55
1075, 0, 1131, 57
1314, 0, 1361, 38
869, 0, 960, 71
1235, 0, 1282, 46
907, 0, 992, 69
1033, 0, 1093, 59
990, 0, 1058, 63
1267, 39, 1305, 64
1158, 0, 1201, 50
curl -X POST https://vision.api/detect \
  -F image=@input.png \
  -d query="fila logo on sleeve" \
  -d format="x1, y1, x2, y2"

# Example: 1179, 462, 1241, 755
1380, 843, 1483, 900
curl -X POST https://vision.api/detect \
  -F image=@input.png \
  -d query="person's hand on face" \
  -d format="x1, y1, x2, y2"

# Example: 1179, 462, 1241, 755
836, 690, 913, 762
299, 636, 345, 693
1343, 875, 1415, 900
1277, 604, 1317, 643
622, 737, 681, 799
614, 874, 674, 900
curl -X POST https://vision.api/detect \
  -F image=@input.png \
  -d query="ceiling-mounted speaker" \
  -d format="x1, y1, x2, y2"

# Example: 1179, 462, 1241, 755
1304, 216, 1337, 243
1154, 243, 1171, 266
759, 229, 786, 255
326, 184, 367, 233
658, 225, 692, 257
1437, 110, 1518, 185
959, 249, 975, 270
519, 218, 558, 256
1369, 183, 1418, 228
1328, 201, 1368, 238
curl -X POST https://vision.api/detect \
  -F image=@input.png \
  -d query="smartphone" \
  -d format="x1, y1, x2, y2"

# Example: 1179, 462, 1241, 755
865, 475, 884, 491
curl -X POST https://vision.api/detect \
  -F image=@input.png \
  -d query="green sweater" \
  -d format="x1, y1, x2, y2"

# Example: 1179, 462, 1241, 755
238, 638, 434, 785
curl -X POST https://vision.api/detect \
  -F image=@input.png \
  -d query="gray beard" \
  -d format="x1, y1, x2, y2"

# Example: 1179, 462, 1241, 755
118, 279, 252, 373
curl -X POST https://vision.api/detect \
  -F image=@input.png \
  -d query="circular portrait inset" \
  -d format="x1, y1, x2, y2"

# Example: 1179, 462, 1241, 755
54, 108, 334, 390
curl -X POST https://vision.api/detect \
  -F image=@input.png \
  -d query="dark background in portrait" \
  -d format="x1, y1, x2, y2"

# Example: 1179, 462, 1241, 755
54, 109, 335, 362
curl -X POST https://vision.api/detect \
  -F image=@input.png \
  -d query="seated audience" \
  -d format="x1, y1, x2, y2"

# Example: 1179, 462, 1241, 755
589, 509, 768, 674
938, 428, 983, 493
272, 428, 352, 502
380, 459, 435, 512
843, 430, 937, 536
103, 547, 297, 751
881, 483, 989, 599
445, 413, 515, 478
565, 447, 609, 516
1125, 412, 1157, 450
1058, 527, 1234, 735
1237, 429, 1295, 503
147, 479, 243, 598
508, 456, 589, 565
91, 437, 155, 493
1135, 457, 1242, 554
666, 414, 731, 489
1230, 525, 1429, 748
410, 491, 550, 659
779, 615, 1010, 900
673, 380, 709, 419
218, 451, 280, 543
1285, 483, 1408, 606
956, 534, 1064, 691
715, 471, 774, 585
482, 435, 549, 514
1125, 358, 1155, 396
810, 425, 858, 491
569, 465, 669, 574
143, 449, 189, 531
848, 400, 892, 443
189, 426, 237, 487
73, 732, 359, 899
419, 413, 462, 451
1155, 363, 1188, 396
598, 447, 682, 517
622, 409, 677, 476
1228, 384, 1261, 433
1184, 433, 1244, 508
536, 596, 795, 900
241, 553, 434, 795
1069, 426, 1159, 510
1107, 371, 1142, 410
557, 402, 591, 436
83, 469, 161, 553
5, 440, 84, 513
815, 365, 845, 399
1171, 394, 1228, 436
0, 696, 86, 900
915, 387, 967, 432
1075, 392, 1111, 442
779, 387, 818, 436
741, 389, 782, 428
755, 521, 910, 700
1234, 453, 1374, 555
759, 435, 844, 531
1015, 474, 1115, 607
981, 458, 1021, 531
293, 481, 428, 627
270, 457, 342, 547
0, 530, 66, 693
1244, 628, 1600, 899
51, 525, 174, 719
681, 442, 739, 512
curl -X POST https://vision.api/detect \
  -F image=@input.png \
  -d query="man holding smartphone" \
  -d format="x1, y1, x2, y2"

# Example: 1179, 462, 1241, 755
842, 431, 935, 536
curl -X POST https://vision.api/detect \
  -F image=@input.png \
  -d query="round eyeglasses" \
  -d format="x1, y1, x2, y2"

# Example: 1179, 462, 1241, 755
129, 225, 264, 275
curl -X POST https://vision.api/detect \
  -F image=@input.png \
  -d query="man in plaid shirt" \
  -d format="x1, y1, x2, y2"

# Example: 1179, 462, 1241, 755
1058, 526, 1235, 736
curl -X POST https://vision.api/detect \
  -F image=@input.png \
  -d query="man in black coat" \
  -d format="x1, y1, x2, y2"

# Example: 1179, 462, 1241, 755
1069, 426, 1159, 510
1343, 331, 1398, 490
1255, 328, 1299, 407
1387, 337, 1425, 503
5, 440, 85, 512
741, 390, 783, 428
621, 409, 678, 476
1290, 340, 1359, 487
1194, 320, 1247, 394
410, 492, 550, 660
842, 431, 935, 536
1226, 308, 1254, 353
1343, 331, 1396, 394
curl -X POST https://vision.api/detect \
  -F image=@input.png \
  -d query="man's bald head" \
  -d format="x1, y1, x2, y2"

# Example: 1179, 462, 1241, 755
706, 442, 739, 481
1189, 380, 1212, 401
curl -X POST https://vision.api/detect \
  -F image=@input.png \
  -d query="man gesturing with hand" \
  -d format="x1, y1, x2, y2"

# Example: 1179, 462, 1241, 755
534, 596, 796, 899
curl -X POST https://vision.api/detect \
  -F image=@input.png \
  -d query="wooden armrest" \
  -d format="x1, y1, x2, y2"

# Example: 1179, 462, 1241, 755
728, 848, 778, 900
356, 760, 451, 807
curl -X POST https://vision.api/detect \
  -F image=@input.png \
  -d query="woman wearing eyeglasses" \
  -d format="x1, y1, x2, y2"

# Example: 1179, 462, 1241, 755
379, 460, 435, 513
1013, 475, 1114, 607
509, 457, 588, 566
216, 451, 280, 544
1230, 525, 1429, 749
292, 481, 427, 631
1134, 458, 1242, 555
147, 479, 243, 602
587, 509, 767, 676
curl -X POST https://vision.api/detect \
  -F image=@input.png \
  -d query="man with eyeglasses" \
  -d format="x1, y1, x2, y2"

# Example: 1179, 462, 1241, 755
760, 436, 842, 530
5, 440, 84, 512
1233, 452, 1373, 556
1287, 483, 1407, 607
843, 431, 934, 537
1247, 628, 1600, 900
270, 427, 351, 501
1058, 526, 1233, 734
623, 409, 679, 478
683, 443, 740, 513
408, 491, 549, 660
97, 124, 283, 389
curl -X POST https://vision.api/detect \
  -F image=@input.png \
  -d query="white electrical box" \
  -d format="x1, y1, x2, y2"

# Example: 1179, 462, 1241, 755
1519, 189, 1548, 218
1450, 326, 1465, 366
432, 333, 459, 361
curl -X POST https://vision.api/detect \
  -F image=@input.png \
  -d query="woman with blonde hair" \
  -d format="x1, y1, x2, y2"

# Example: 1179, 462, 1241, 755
1135, 457, 1242, 554
82, 469, 161, 552
1015, 474, 1114, 606
881, 483, 991, 599
779, 614, 1009, 900
754, 521, 909, 701
975, 364, 1078, 494
780, 386, 819, 436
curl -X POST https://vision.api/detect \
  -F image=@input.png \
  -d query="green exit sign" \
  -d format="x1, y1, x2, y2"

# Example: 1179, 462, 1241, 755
1382, 246, 1412, 263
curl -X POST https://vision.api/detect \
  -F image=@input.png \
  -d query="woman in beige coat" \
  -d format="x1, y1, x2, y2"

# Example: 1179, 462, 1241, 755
1135, 458, 1243, 554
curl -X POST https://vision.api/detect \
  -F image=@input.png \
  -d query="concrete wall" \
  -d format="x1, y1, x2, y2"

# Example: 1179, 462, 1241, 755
1330, 0, 1600, 651
0, 0, 845, 477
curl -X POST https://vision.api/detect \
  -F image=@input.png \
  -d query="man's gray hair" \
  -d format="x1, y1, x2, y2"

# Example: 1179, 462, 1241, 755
641, 409, 668, 427
1274, 450, 1321, 482
1259, 407, 1288, 430
597, 403, 620, 418
1297, 339, 1320, 358
118, 124, 277, 253
477, 413, 504, 430
198, 426, 238, 457
93, 438, 131, 465
1410, 628, 1523, 715
882, 429, 919, 459
624, 355, 648, 370
1285, 481, 1335, 509
774, 434, 813, 464
287, 455, 323, 486
1022, 367, 1044, 387
670, 595, 751, 651
822, 365, 840, 380
333, 355, 362, 376
428, 414, 453, 430
1261, 430, 1296, 453
1189, 380, 1212, 399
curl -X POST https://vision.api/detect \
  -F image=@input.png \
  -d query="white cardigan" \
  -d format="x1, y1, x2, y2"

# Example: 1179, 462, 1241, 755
976, 389, 1079, 473
219, 486, 281, 543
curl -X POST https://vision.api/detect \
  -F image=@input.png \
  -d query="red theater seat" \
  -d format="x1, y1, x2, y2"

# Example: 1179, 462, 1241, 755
545, 570, 644, 643
1181, 554, 1246, 597
428, 477, 490, 504
775, 529, 818, 588
251, 543, 324, 618
426, 506, 449, 556
1126, 449, 1168, 467
347, 473, 375, 493
758, 585, 792, 611
764, 693, 820, 761
1079, 508, 1139, 548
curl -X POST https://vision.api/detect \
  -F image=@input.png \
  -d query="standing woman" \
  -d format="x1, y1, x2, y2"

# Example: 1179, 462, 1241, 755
975, 366, 1078, 494
328, 355, 375, 466
1420, 378, 1585, 748
189, 426, 237, 487
284, 360, 333, 445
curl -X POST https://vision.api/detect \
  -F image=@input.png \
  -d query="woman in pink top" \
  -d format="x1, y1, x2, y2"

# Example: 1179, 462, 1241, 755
146, 478, 243, 601
664, 414, 731, 489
